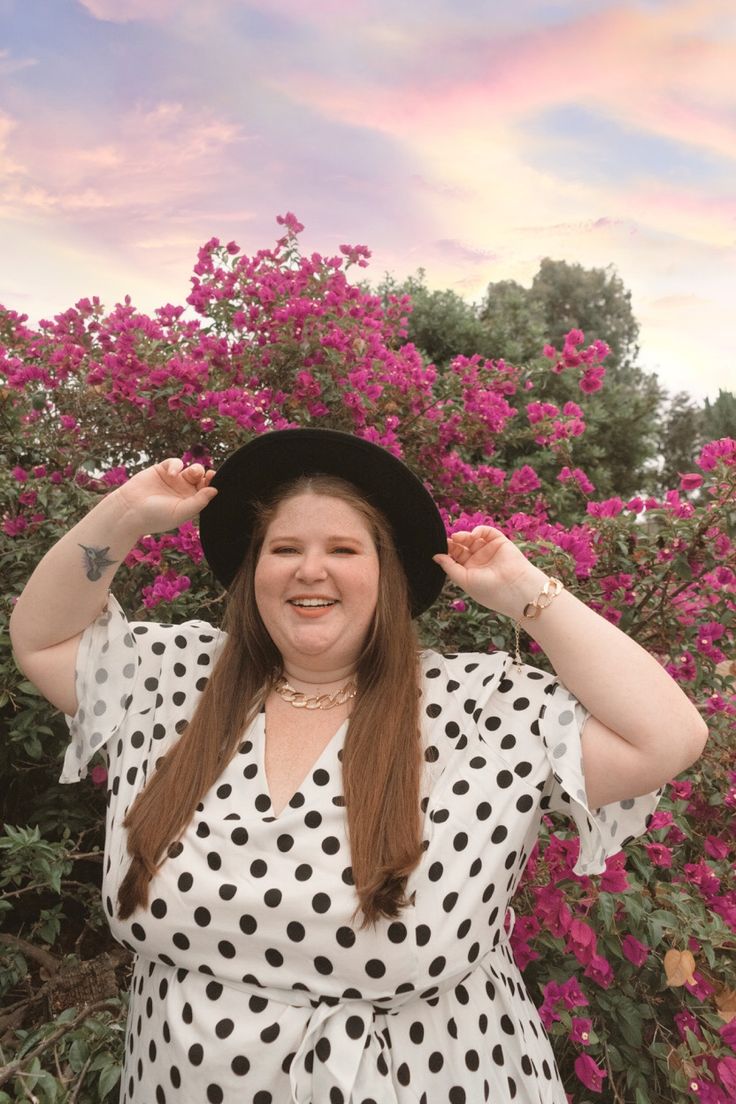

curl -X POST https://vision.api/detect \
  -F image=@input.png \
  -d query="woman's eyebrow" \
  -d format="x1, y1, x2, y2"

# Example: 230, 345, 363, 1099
265, 533, 366, 544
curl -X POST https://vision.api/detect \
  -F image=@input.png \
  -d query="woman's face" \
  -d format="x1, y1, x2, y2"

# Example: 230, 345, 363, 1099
254, 492, 380, 674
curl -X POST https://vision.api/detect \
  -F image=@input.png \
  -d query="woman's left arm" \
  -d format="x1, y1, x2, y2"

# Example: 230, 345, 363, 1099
435, 527, 708, 809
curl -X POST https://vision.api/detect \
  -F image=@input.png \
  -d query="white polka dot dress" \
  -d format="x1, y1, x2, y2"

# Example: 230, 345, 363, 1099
62, 595, 663, 1104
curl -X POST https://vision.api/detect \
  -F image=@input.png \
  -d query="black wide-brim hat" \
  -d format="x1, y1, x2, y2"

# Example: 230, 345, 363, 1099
199, 428, 448, 617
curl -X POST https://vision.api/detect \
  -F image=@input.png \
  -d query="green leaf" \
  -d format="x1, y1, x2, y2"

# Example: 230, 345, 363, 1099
16, 679, 41, 696
33, 1070, 58, 1102
619, 1009, 643, 1048
672, 556, 692, 580
97, 1063, 122, 1100
596, 891, 615, 929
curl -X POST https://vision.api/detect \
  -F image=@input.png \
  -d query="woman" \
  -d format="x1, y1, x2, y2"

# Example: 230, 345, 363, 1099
10, 427, 707, 1104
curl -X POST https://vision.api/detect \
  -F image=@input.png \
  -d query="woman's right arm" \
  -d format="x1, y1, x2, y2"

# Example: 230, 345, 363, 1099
8, 459, 217, 717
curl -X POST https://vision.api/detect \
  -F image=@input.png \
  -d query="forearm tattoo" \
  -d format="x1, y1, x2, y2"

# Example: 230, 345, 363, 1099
79, 544, 117, 581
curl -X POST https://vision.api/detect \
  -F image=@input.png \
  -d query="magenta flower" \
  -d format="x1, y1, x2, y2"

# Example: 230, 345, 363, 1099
2, 516, 28, 536
11, 466, 28, 482
649, 810, 674, 831
527, 401, 559, 424
508, 465, 541, 495
684, 969, 716, 1001
574, 1054, 607, 1092
697, 436, 736, 470
721, 1018, 736, 1050
90, 765, 108, 787
621, 934, 649, 966
674, 1009, 702, 1043
583, 953, 614, 987
276, 211, 305, 235
704, 836, 730, 860
535, 888, 573, 938
645, 842, 673, 867
570, 1017, 593, 1045
680, 472, 704, 491
586, 497, 624, 518
579, 366, 606, 393
567, 918, 597, 964
339, 243, 372, 268
599, 855, 628, 893
101, 466, 129, 486
557, 977, 589, 1010
688, 1079, 730, 1104
141, 570, 191, 609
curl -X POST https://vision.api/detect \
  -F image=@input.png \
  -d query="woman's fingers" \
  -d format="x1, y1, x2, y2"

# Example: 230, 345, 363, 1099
181, 463, 204, 481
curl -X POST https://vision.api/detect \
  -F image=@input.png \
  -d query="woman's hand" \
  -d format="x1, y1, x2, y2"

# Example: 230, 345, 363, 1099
433, 525, 547, 619
114, 459, 218, 536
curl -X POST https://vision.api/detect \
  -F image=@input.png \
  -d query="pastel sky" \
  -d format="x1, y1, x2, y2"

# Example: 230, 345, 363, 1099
1, 0, 734, 401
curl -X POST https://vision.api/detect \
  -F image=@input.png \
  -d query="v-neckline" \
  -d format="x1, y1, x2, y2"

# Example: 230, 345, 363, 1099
254, 710, 349, 821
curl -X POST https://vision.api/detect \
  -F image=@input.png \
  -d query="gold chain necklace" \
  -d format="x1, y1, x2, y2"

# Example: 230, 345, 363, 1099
273, 676, 357, 711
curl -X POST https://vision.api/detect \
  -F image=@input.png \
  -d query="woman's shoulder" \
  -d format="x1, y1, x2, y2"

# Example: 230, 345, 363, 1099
419, 646, 507, 672
128, 616, 226, 647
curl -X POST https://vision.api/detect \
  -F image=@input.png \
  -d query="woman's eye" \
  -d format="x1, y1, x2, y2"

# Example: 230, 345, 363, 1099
332, 547, 357, 554
273, 547, 298, 554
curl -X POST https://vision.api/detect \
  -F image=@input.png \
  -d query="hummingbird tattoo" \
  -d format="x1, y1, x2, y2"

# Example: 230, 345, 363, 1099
79, 544, 117, 581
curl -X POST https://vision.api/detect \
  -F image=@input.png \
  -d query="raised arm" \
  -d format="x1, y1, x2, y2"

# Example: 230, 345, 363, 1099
9, 460, 218, 717
434, 526, 708, 810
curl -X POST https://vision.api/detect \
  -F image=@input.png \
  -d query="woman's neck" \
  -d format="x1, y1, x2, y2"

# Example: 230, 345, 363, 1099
280, 663, 357, 692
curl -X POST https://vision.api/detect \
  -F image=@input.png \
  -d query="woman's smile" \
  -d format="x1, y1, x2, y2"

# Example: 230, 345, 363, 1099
287, 594, 340, 618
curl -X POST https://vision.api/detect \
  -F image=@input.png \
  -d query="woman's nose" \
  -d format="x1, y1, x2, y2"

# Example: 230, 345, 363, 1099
295, 550, 328, 581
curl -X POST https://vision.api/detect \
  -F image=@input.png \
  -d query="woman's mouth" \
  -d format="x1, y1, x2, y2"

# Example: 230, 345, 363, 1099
287, 598, 338, 617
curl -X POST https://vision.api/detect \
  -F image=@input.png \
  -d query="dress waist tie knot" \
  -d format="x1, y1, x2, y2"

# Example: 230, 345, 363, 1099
287, 906, 517, 1104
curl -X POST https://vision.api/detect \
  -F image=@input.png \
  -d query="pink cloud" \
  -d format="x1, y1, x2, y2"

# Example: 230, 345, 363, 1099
266, 1, 736, 162
79, 0, 180, 21
0, 49, 37, 76
433, 239, 498, 264
0, 102, 247, 224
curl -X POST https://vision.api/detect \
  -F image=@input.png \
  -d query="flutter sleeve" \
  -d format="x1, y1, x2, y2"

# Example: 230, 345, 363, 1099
538, 674, 664, 876
60, 593, 140, 783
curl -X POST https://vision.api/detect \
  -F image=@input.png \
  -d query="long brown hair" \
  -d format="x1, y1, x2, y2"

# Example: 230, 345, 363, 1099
117, 475, 423, 928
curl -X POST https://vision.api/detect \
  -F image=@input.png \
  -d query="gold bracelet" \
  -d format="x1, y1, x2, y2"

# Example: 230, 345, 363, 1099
513, 576, 564, 667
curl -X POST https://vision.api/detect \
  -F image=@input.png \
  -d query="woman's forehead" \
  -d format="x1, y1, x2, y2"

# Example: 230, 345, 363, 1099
266, 491, 372, 533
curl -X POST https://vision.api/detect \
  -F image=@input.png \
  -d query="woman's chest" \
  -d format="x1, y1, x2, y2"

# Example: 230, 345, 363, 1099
263, 706, 347, 817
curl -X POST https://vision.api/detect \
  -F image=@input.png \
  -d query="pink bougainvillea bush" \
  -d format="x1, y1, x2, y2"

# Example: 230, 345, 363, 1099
1, 215, 734, 1103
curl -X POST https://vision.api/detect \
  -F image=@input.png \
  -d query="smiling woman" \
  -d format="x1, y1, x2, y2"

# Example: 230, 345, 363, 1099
254, 487, 380, 672
8, 427, 706, 1104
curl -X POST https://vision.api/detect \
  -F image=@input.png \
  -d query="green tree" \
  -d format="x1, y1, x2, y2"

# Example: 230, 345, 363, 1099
389, 258, 665, 498
370, 269, 489, 367
702, 389, 736, 443
476, 279, 547, 364
529, 258, 640, 370
654, 391, 704, 494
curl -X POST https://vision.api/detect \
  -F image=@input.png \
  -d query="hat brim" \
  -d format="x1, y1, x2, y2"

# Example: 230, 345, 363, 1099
198, 428, 448, 617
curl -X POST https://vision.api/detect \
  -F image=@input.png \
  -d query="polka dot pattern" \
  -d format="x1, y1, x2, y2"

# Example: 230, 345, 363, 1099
62, 595, 663, 1103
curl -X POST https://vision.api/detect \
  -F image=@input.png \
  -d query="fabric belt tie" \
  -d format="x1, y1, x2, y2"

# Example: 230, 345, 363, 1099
289, 906, 516, 1104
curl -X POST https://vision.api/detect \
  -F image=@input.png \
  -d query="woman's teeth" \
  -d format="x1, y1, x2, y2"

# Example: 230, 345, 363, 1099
289, 599, 337, 607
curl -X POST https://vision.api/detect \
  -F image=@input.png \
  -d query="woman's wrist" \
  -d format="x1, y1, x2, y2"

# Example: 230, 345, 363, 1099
498, 564, 550, 621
